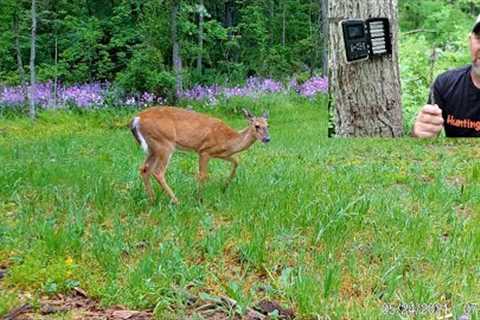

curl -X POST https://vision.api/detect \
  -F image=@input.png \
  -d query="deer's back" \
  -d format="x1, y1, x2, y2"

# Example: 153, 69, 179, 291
138, 106, 238, 153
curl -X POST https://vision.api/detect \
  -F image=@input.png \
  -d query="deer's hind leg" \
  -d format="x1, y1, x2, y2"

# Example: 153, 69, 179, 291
198, 153, 210, 183
140, 153, 158, 201
151, 146, 178, 204
195, 153, 211, 203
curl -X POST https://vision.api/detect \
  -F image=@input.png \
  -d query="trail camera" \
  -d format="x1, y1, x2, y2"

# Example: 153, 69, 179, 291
340, 18, 392, 63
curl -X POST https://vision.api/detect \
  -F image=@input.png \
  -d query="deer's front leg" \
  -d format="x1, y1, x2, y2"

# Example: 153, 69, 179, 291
226, 157, 238, 181
222, 156, 239, 191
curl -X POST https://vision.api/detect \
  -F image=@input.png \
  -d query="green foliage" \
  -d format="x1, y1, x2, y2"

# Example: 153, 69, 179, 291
262, 46, 291, 78
60, 16, 108, 82
400, 35, 433, 132
400, 0, 474, 44
115, 46, 175, 98
237, 3, 269, 74
0, 0, 326, 93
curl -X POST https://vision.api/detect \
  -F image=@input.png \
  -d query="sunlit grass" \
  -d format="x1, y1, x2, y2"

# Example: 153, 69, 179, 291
1, 94, 480, 319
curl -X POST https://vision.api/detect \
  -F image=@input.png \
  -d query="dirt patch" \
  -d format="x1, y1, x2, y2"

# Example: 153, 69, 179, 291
2, 287, 295, 320
2, 288, 153, 320
254, 300, 295, 319
184, 296, 295, 320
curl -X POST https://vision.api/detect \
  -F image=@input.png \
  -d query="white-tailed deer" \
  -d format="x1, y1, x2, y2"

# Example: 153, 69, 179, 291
130, 106, 270, 204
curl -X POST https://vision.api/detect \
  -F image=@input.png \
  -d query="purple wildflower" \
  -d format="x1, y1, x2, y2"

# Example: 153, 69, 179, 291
298, 76, 328, 97
0, 86, 26, 106
0, 76, 328, 109
60, 83, 105, 108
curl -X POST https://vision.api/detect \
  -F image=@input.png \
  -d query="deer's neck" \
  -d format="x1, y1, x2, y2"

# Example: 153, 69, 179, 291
229, 126, 257, 154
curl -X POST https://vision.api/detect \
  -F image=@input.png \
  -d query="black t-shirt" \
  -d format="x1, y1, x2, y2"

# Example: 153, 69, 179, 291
429, 65, 480, 137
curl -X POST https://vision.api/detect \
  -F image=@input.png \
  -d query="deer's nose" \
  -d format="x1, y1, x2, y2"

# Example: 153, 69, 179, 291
262, 136, 271, 143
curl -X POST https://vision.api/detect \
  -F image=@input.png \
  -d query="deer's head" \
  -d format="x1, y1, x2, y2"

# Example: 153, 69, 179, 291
243, 109, 270, 143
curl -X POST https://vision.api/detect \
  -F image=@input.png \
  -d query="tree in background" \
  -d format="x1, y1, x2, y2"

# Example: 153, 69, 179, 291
320, 0, 328, 77
196, 0, 205, 74
29, 0, 37, 119
171, 1, 183, 99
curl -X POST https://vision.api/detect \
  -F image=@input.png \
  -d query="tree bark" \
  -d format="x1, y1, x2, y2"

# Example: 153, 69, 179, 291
171, 1, 183, 96
328, 0, 403, 137
29, 0, 37, 119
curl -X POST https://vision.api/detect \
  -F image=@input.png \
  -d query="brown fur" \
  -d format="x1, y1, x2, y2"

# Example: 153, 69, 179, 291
133, 106, 270, 204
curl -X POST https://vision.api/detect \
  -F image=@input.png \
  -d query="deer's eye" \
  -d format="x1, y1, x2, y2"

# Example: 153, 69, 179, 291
255, 125, 260, 130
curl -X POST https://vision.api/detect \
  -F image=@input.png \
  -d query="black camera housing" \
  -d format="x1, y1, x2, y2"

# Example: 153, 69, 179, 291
340, 17, 392, 63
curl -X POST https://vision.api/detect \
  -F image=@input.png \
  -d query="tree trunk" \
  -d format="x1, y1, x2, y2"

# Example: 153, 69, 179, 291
308, 0, 314, 76
224, 0, 234, 40
13, 12, 26, 85
29, 0, 37, 119
320, 0, 328, 77
282, 3, 286, 47
196, 0, 204, 74
269, 0, 274, 46
328, 0, 403, 137
171, 1, 183, 97
53, 35, 58, 108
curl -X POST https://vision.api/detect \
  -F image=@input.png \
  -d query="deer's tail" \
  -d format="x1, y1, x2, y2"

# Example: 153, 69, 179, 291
130, 117, 149, 154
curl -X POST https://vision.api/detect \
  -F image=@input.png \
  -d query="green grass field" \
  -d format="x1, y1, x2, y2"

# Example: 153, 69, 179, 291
1, 95, 480, 319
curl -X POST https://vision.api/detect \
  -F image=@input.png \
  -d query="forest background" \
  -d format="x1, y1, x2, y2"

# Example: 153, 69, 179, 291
0, 1, 478, 130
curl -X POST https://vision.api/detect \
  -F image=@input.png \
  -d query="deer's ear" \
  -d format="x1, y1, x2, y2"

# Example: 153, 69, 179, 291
242, 108, 253, 120
262, 111, 269, 119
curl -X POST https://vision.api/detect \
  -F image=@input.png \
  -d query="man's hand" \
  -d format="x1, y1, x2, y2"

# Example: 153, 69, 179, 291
412, 104, 444, 138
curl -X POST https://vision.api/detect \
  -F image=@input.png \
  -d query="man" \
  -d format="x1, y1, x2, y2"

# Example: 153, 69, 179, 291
412, 15, 480, 137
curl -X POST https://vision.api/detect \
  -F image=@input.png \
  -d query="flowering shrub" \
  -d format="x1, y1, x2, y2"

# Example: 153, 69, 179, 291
295, 77, 329, 98
0, 82, 108, 109
60, 83, 105, 107
0, 82, 164, 109
0, 86, 26, 106
179, 76, 328, 105
0, 76, 328, 109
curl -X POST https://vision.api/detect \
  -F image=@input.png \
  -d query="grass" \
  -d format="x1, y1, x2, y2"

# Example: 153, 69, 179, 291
1, 94, 480, 319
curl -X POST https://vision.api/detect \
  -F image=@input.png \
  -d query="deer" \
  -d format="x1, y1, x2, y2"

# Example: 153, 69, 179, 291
130, 106, 270, 204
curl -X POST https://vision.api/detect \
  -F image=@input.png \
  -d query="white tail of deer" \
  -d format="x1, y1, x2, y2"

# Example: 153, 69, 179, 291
130, 106, 270, 204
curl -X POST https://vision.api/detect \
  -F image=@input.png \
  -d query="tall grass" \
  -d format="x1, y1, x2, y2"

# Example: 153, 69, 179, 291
1, 94, 479, 319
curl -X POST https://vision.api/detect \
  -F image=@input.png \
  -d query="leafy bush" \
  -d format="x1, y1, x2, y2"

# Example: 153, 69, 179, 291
115, 46, 175, 100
